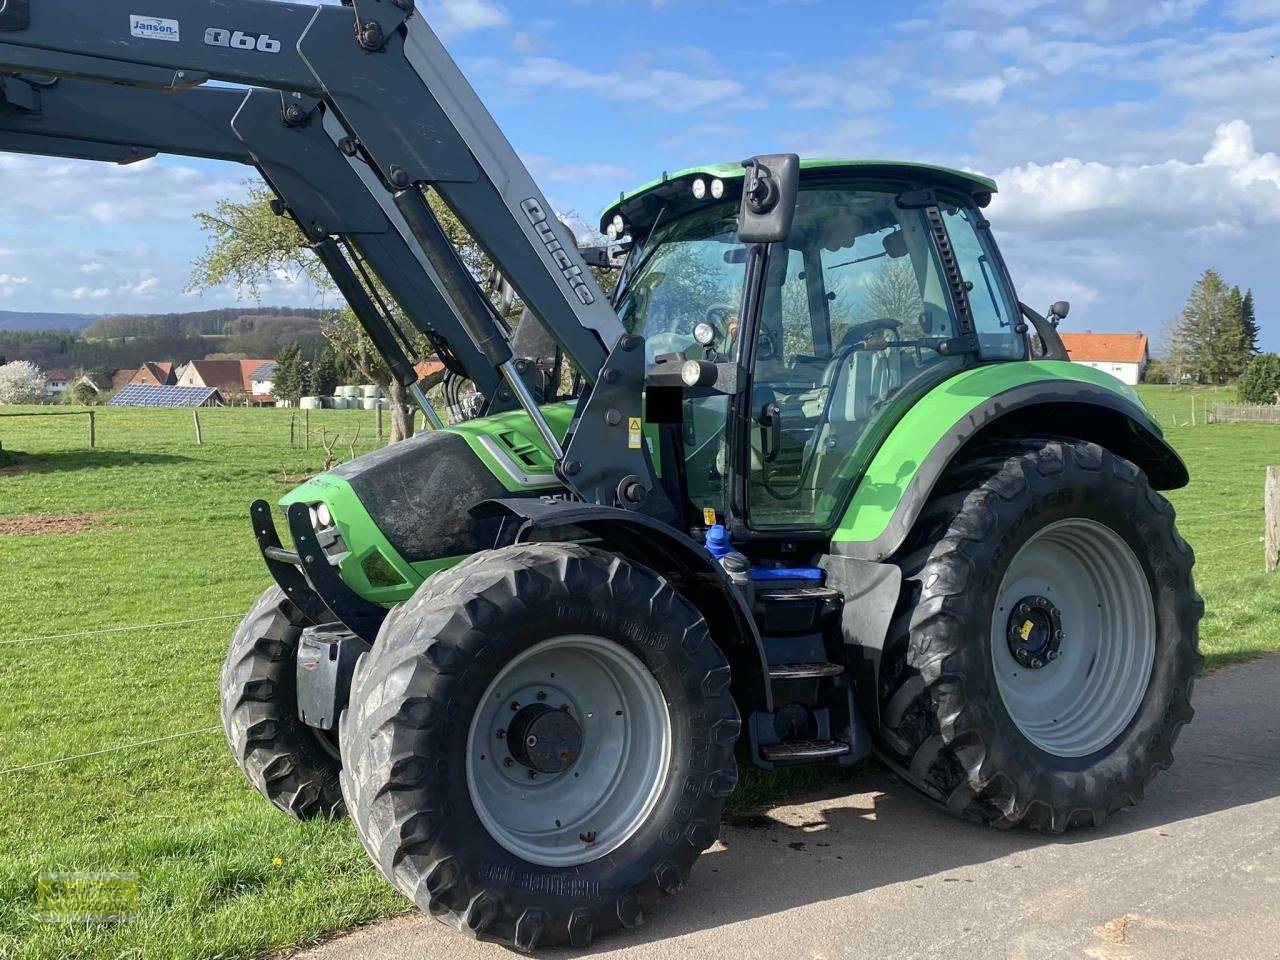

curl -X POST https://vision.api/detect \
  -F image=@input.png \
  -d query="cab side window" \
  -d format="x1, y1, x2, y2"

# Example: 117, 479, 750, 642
939, 203, 1025, 361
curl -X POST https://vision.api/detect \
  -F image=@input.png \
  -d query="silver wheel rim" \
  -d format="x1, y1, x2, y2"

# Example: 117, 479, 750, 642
465, 635, 672, 867
990, 519, 1156, 758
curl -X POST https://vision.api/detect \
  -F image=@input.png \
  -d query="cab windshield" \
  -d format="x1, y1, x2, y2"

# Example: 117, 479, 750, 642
616, 202, 747, 364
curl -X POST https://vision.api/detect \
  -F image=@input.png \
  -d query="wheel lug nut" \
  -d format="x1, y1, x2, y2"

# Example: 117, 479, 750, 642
503, 757, 513, 767
510, 701, 520, 711
527, 770, 538, 780
495, 729, 506, 740
526, 735, 538, 747
536, 691, 547, 701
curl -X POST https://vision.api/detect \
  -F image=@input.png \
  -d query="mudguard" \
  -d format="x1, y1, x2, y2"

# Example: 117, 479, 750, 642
474, 497, 773, 713
829, 360, 1187, 562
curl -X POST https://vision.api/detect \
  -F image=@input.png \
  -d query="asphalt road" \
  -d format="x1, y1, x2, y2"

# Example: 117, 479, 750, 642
293, 655, 1280, 960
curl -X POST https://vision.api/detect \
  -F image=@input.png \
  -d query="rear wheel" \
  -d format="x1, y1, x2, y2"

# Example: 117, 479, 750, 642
220, 586, 345, 819
876, 439, 1202, 830
340, 543, 740, 951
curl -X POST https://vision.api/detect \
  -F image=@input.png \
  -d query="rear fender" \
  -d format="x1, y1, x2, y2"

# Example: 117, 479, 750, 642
474, 498, 773, 713
831, 361, 1187, 562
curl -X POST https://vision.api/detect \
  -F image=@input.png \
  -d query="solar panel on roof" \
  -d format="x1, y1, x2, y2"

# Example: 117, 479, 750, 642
109, 385, 220, 408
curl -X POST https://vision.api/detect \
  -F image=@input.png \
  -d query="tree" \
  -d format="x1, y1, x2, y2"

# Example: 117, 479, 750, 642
1236, 354, 1280, 405
1241, 289, 1260, 357
1175, 270, 1250, 383
190, 184, 491, 442
0, 361, 46, 404
272, 341, 307, 404
308, 346, 342, 397
65, 380, 100, 406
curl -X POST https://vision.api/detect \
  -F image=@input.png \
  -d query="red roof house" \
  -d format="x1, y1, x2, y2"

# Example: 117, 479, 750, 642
1060, 332, 1150, 386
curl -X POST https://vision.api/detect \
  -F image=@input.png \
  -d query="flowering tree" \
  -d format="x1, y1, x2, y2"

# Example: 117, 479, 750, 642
0, 361, 46, 405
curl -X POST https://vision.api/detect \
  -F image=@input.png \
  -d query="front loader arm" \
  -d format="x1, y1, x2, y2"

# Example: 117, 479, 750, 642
0, 73, 499, 403
0, 0, 674, 521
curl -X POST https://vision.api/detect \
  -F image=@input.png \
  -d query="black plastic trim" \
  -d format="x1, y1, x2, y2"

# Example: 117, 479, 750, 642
285, 502, 387, 641
250, 499, 334, 625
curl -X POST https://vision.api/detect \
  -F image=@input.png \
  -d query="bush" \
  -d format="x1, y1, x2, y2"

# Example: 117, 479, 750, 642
1236, 354, 1280, 405
65, 380, 101, 406
0, 361, 46, 405
1143, 359, 1174, 384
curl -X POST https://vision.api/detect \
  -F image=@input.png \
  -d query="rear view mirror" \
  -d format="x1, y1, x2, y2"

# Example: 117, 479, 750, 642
738, 154, 799, 244
1049, 300, 1070, 323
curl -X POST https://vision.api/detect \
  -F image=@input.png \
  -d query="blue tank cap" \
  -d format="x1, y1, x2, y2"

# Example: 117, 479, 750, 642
705, 524, 732, 559
750, 566, 825, 582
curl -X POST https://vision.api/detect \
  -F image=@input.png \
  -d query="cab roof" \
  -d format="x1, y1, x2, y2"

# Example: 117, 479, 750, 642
599, 158, 999, 235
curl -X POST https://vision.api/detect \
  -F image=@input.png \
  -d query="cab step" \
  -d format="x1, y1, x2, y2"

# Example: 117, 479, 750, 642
768, 661, 845, 681
760, 740, 851, 764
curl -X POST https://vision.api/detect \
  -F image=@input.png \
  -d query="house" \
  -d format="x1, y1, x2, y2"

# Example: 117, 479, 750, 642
44, 369, 74, 398
176, 359, 273, 403
248, 362, 277, 401
414, 359, 445, 383
80, 373, 114, 394
127, 362, 176, 387
1060, 332, 1150, 386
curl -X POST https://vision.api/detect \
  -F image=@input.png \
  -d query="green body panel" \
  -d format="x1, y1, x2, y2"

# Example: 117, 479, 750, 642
277, 404, 660, 605
280, 474, 466, 606
829, 361, 1155, 545
602, 158, 999, 227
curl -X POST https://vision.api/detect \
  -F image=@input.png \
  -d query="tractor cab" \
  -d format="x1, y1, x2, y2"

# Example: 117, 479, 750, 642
603, 160, 1025, 537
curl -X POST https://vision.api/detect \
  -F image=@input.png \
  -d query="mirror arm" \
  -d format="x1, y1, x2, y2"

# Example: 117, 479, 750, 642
1019, 302, 1071, 361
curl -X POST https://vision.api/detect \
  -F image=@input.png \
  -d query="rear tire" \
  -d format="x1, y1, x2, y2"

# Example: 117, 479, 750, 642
875, 439, 1202, 831
220, 586, 345, 820
340, 543, 740, 951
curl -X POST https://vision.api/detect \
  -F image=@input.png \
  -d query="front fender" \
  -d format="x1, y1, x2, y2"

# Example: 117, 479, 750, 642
830, 361, 1187, 562
473, 498, 773, 713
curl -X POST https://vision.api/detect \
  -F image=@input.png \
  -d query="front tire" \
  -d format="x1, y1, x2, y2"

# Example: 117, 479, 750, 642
340, 543, 740, 951
220, 586, 345, 819
876, 439, 1203, 831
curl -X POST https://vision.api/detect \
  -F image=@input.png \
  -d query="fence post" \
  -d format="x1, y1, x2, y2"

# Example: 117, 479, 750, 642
376, 401, 383, 441
290, 413, 296, 447
305, 408, 310, 449
1267, 466, 1279, 574
88, 410, 95, 448
193, 410, 204, 446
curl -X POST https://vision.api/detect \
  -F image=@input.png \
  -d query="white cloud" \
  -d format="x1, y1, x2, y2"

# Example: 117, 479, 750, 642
424, 0, 509, 36
990, 120, 1280, 236
523, 154, 635, 183
1227, 0, 1280, 18
79, 262, 105, 275
0, 273, 29, 298
502, 56, 744, 111
118, 276, 160, 297
55, 286, 112, 302
0, 156, 244, 226
772, 72, 892, 112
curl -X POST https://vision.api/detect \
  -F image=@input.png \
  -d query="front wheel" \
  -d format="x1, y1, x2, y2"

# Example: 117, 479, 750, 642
876, 439, 1203, 831
340, 543, 740, 951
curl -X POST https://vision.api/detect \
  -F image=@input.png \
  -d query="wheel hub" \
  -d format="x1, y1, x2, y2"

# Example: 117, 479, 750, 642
1006, 595, 1063, 670
507, 703, 582, 774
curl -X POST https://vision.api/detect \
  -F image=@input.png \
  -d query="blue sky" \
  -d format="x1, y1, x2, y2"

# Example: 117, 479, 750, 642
1, 0, 1277, 350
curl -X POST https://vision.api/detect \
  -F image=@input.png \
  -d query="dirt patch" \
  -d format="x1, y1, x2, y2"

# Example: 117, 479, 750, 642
0, 512, 121, 537
1094, 914, 1137, 945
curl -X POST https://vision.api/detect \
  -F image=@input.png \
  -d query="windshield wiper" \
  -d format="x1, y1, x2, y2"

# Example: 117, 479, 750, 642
616, 200, 672, 301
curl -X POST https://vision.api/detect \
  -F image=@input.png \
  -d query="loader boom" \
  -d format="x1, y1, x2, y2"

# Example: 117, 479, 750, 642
0, 0, 673, 517
0, 74, 502, 407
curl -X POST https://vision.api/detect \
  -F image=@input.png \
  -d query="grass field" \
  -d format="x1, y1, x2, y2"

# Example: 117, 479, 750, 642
0, 385, 1276, 959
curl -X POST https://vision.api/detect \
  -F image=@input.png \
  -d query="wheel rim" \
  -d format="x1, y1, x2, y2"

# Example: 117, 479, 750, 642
990, 518, 1156, 758
465, 635, 672, 867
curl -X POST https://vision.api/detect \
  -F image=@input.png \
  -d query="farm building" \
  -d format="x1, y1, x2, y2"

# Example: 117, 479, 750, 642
176, 359, 274, 404
127, 362, 176, 387
43, 369, 73, 398
1060, 332, 1150, 386
248, 362, 277, 401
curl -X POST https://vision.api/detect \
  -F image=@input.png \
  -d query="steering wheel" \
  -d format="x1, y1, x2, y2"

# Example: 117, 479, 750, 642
837, 317, 902, 351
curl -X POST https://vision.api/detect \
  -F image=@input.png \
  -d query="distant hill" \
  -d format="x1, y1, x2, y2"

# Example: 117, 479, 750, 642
0, 306, 335, 373
0, 310, 101, 332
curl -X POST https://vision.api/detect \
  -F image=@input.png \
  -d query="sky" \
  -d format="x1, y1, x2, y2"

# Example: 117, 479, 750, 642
0, 0, 1277, 350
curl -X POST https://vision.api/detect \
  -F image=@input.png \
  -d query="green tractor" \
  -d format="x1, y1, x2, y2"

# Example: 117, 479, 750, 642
0, 1, 1198, 949
225, 161, 1201, 946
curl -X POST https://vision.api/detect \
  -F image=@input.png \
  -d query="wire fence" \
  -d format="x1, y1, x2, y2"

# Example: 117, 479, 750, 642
0, 613, 241, 647
0, 727, 221, 776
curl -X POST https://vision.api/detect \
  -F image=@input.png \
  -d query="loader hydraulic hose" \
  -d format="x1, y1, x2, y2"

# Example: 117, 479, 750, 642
312, 237, 443, 428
